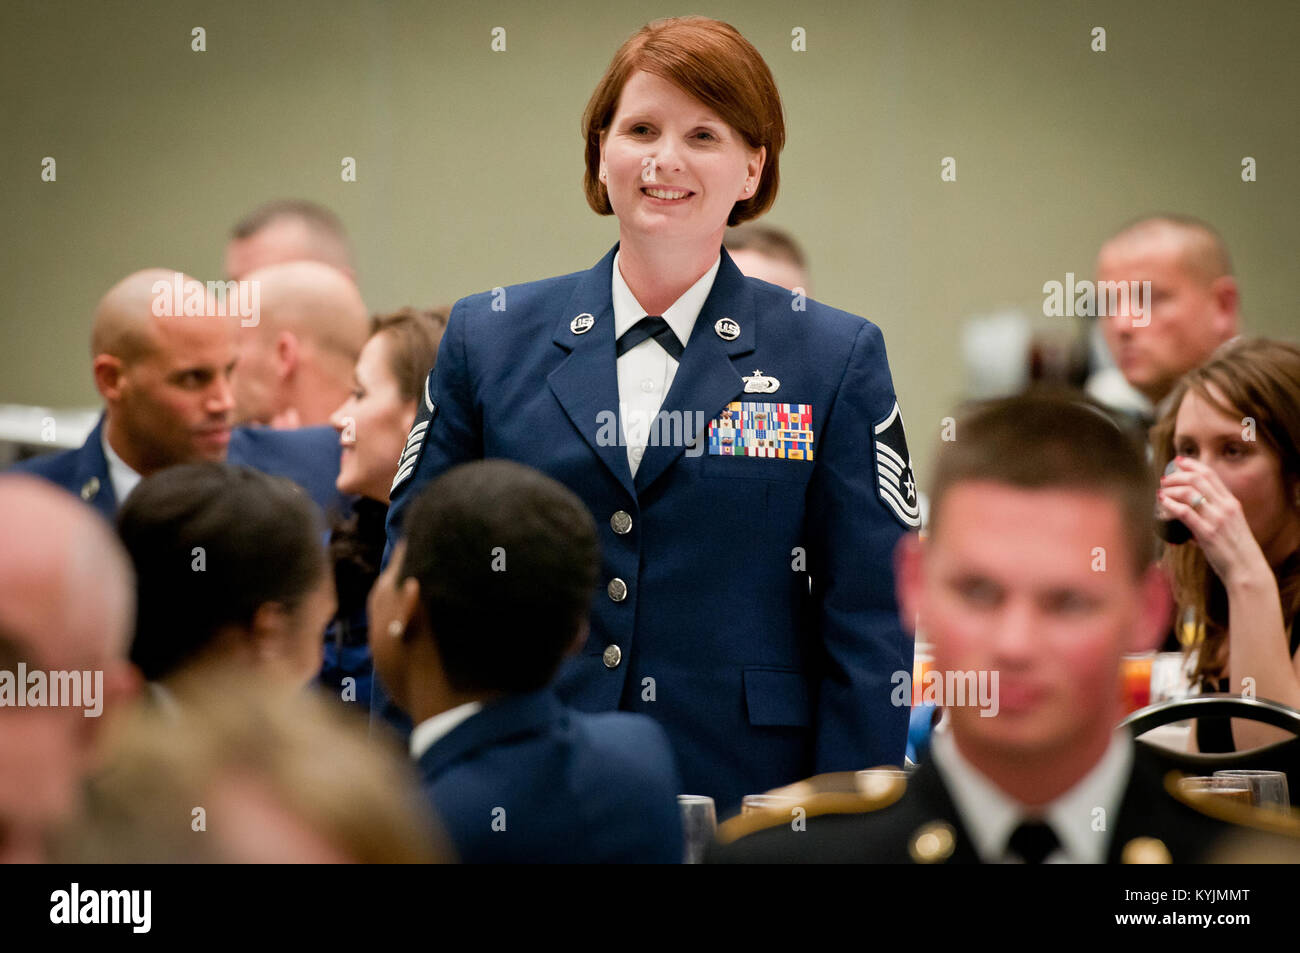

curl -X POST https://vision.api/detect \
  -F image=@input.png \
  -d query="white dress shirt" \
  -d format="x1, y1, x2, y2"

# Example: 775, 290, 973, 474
101, 426, 142, 505
611, 250, 721, 477
409, 700, 484, 761
930, 728, 1134, 863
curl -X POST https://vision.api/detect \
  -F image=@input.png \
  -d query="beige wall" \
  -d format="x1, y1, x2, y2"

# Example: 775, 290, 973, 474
3, 0, 1296, 478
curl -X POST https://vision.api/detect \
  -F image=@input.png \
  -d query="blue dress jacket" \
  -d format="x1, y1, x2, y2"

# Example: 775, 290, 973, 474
386, 244, 917, 813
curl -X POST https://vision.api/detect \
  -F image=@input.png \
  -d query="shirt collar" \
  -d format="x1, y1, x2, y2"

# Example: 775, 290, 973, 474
409, 700, 484, 761
931, 728, 1133, 863
611, 250, 721, 350
100, 425, 142, 505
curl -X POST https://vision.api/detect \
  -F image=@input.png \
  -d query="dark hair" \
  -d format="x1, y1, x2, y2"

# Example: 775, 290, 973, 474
118, 463, 327, 681
929, 391, 1157, 576
1150, 338, 1300, 682
724, 224, 807, 270
581, 16, 784, 226
231, 199, 348, 243
398, 460, 600, 694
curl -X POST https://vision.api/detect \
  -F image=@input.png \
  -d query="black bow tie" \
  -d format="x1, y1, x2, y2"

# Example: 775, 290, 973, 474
1007, 820, 1060, 864
616, 315, 683, 361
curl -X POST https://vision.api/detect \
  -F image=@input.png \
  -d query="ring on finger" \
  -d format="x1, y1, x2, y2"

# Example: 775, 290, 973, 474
1191, 493, 1208, 510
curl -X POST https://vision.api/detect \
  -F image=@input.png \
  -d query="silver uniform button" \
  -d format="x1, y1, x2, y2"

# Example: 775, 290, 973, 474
603, 644, 622, 669
80, 477, 100, 501
610, 510, 632, 535
607, 578, 628, 602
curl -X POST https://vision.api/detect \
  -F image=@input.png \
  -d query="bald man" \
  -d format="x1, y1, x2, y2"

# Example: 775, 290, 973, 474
9, 269, 347, 519
225, 199, 355, 282
231, 260, 369, 428
1095, 215, 1240, 414
0, 475, 138, 861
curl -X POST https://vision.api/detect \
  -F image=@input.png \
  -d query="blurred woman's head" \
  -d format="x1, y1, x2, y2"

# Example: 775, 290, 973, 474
582, 16, 784, 245
1151, 338, 1300, 676
118, 463, 333, 689
330, 307, 447, 503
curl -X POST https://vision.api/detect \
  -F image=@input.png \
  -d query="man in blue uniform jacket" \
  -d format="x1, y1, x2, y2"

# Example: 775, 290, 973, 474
371, 459, 683, 863
385, 244, 917, 813
8, 269, 346, 520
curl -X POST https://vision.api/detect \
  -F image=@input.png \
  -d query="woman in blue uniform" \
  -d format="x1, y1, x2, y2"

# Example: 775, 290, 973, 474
385, 15, 918, 812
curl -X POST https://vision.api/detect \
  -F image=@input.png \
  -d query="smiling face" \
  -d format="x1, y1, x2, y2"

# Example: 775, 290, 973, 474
1173, 385, 1300, 566
599, 70, 764, 250
901, 482, 1167, 765
330, 333, 417, 503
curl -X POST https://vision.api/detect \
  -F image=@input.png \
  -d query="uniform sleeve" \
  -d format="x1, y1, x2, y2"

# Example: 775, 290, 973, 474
384, 298, 483, 554
805, 319, 916, 772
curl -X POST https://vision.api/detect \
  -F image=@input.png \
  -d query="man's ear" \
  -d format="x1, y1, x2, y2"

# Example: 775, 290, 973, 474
92, 355, 126, 403
273, 331, 300, 381
1210, 275, 1240, 336
1129, 565, 1173, 655
894, 532, 925, 636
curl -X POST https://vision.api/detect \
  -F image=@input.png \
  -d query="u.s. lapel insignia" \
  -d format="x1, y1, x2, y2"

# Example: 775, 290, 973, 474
909, 821, 956, 863
714, 317, 740, 341
873, 399, 922, 528
742, 369, 780, 394
570, 312, 595, 335
80, 476, 100, 502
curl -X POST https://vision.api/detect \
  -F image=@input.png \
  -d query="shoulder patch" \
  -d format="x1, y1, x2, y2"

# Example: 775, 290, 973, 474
391, 372, 438, 494
715, 770, 906, 845
873, 400, 921, 528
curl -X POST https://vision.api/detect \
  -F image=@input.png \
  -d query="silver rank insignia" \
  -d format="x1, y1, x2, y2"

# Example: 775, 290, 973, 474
570, 313, 595, 335
742, 369, 780, 394
714, 317, 740, 341
873, 400, 922, 528
392, 372, 438, 493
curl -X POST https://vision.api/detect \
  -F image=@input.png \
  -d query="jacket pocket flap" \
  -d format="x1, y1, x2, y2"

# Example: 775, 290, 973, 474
743, 667, 811, 727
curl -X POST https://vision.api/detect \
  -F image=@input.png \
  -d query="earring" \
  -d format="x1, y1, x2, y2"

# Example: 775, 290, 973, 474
599, 169, 606, 182
387, 619, 404, 639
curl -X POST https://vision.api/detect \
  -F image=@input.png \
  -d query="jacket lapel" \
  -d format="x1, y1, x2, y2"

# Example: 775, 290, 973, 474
546, 245, 636, 500
74, 416, 118, 518
632, 248, 756, 494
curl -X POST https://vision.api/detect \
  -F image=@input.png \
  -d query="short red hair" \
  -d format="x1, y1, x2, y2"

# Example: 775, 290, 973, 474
581, 16, 785, 226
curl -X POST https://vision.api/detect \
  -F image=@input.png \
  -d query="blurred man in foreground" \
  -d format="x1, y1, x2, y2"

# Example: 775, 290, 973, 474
0, 475, 139, 862
8, 269, 345, 518
54, 673, 444, 862
713, 393, 1285, 863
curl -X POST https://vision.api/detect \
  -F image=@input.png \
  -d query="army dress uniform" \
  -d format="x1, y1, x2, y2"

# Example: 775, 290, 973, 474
708, 732, 1279, 863
384, 243, 919, 812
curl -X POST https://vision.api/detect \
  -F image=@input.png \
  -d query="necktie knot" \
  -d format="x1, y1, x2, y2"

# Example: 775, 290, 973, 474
1007, 820, 1059, 864
616, 315, 683, 361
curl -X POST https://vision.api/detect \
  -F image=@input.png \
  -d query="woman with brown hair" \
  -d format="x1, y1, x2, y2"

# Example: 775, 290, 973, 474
1152, 338, 1300, 751
321, 307, 447, 708
384, 16, 916, 811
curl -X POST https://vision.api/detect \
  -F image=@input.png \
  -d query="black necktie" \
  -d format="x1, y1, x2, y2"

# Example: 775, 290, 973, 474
616, 315, 683, 361
1007, 820, 1060, 864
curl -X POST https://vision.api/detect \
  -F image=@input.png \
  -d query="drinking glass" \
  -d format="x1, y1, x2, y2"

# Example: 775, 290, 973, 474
678, 794, 716, 864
